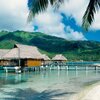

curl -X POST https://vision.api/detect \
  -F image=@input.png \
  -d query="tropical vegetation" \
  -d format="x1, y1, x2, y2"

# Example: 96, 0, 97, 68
28, 0, 100, 30
0, 31, 100, 61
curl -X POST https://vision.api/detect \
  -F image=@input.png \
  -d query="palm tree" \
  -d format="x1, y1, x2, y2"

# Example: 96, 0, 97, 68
82, 0, 100, 31
28, 0, 64, 21
28, 0, 100, 31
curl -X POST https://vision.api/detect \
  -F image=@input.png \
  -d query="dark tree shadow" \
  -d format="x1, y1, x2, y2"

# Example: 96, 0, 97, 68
1, 88, 75, 100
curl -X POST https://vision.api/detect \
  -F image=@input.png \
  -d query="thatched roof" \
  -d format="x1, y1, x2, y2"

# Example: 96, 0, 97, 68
2, 44, 43, 59
0, 49, 10, 59
42, 54, 50, 61
52, 54, 67, 61
2, 48, 19, 59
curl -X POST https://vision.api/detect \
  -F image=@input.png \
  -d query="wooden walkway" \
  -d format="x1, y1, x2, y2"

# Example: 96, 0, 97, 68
41, 62, 100, 70
2, 62, 100, 73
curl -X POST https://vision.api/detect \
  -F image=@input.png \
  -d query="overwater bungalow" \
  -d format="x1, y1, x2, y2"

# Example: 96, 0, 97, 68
0, 49, 10, 66
1, 44, 44, 69
52, 54, 67, 66
42, 54, 51, 66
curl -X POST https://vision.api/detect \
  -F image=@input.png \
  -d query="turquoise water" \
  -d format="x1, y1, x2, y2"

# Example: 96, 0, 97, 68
0, 69, 100, 100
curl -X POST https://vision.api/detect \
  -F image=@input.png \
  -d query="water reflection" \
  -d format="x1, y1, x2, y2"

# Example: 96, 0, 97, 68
0, 73, 26, 86
0, 69, 100, 100
0, 69, 100, 86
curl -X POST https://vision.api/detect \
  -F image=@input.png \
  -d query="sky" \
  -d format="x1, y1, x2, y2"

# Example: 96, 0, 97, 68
0, 0, 100, 41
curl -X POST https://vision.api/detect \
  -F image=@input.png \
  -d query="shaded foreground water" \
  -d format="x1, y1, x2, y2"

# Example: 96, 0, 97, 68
0, 69, 100, 100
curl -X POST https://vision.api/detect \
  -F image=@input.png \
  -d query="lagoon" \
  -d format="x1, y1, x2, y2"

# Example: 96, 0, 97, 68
0, 69, 100, 100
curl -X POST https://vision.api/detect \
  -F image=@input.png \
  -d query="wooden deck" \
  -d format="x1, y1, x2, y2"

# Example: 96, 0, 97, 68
2, 62, 100, 73
3, 66, 21, 73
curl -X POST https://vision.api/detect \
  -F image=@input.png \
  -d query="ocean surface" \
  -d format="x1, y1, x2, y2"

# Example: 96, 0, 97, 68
0, 67, 100, 100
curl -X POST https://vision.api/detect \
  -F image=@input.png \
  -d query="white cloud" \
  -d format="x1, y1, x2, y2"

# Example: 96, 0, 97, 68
92, 11, 100, 30
65, 26, 87, 40
60, 0, 100, 30
60, 0, 89, 25
0, 0, 94, 40
0, 0, 33, 31
32, 5, 86, 40
32, 6, 66, 38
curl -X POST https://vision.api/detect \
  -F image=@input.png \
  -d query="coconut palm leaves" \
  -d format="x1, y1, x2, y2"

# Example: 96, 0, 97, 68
82, 0, 100, 31
28, 0, 100, 30
28, 0, 64, 22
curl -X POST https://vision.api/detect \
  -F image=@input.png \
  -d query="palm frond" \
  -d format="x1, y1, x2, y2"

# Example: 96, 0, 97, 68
82, 0, 100, 31
28, 0, 64, 22
54, 0, 64, 10
28, 0, 49, 22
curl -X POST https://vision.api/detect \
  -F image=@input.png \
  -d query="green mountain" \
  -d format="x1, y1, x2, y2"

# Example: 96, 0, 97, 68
0, 31, 100, 61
